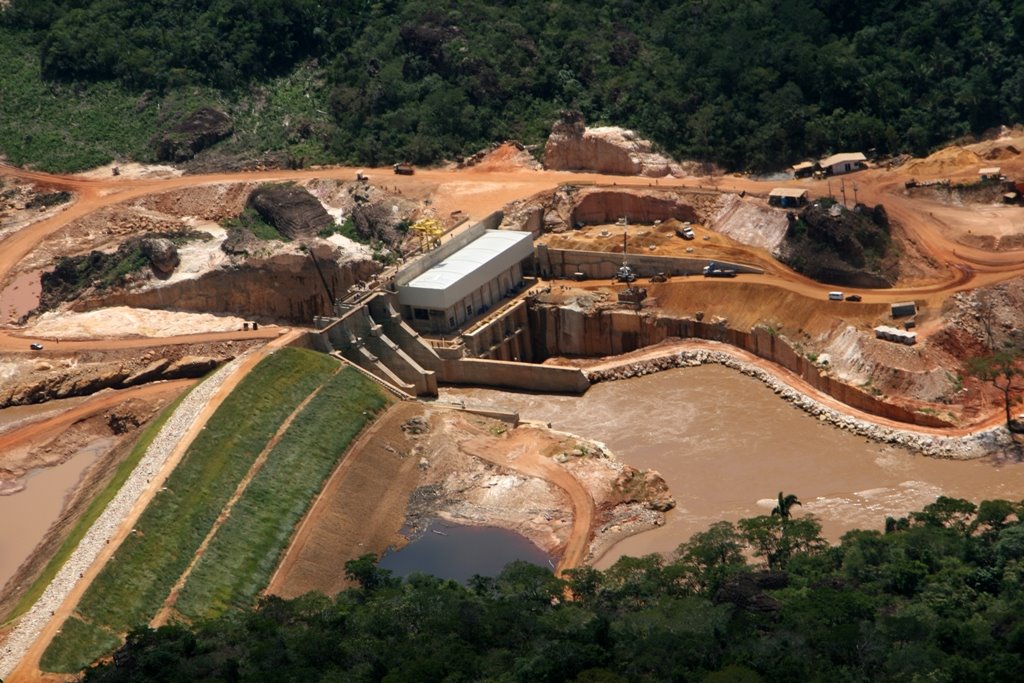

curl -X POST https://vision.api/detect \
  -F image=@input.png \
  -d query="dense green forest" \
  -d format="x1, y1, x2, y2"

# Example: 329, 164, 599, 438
81, 497, 1024, 682
2, 0, 1023, 172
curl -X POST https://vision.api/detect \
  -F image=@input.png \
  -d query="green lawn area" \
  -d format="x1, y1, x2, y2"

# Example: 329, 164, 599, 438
175, 367, 390, 620
42, 348, 338, 673
39, 616, 120, 674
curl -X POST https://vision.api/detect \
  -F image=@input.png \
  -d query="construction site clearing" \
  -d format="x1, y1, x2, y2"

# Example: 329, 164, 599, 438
3, 129, 1024, 677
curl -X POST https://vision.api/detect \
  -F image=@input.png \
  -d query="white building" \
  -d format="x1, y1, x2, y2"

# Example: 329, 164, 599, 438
819, 152, 867, 175
397, 230, 533, 333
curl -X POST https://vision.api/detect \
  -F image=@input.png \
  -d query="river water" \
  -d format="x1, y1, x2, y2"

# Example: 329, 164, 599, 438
442, 365, 1024, 569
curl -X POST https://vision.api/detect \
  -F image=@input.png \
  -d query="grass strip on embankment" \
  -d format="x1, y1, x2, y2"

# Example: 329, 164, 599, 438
41, 348, 338, 673
174, 367, 390, 620
3, 385, 196, 624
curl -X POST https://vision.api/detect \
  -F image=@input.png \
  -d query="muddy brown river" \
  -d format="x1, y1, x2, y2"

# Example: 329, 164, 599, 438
442, 365, 1024, 569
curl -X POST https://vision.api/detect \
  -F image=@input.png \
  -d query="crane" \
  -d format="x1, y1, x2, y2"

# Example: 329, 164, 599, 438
410, 218, 444, 251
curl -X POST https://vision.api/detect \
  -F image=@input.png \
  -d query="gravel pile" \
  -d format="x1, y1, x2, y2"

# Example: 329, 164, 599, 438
0, 357, 243, 678
586, 347, 1013, 460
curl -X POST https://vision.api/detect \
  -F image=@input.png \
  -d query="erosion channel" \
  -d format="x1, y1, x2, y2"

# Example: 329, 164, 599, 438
443, 364, 1024, 569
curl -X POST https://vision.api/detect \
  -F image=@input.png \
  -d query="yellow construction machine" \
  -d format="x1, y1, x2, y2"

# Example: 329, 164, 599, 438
410, 218, 444, 250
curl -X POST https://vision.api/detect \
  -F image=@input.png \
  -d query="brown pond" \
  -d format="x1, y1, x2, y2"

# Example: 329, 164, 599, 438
0, 439, 110, 587
0, 270, 42, 323
442, 365, 1024, 569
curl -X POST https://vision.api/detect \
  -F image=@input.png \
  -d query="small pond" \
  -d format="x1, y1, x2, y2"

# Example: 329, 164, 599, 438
378, 518, 552, 583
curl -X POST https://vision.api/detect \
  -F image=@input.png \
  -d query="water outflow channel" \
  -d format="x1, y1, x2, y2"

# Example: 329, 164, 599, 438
443, 364, 1024, 569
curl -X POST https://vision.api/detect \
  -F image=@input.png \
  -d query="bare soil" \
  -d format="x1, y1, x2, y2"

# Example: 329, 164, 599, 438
268, 401, 673, 598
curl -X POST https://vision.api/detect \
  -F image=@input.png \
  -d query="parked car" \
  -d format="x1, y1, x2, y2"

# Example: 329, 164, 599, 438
845, 294, 862, 302
30, 342, 43, 350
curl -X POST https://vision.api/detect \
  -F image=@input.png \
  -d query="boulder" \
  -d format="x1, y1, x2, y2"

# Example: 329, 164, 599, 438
165, 355, 223, 378
140, 237, 180, 276
221, 227, 263, 256
543, 111, 684, 177
123, 358, 171, 386
246, 184, 334, 240
155, 108, 234, 162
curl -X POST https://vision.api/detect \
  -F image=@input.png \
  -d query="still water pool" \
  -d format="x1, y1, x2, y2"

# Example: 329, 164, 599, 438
378, 518, 552, 582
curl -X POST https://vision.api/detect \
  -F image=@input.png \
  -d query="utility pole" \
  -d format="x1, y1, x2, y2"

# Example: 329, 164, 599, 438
853, 182, 859, 205
827, 179, 833, 200
622, 216, 628, 267
841, 179, 847, 206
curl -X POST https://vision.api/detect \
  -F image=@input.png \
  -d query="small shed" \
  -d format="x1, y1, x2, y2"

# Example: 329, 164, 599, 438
789, 161, 816, 178
891, 301, 917, 318
819, 152, 867, 176
768, 187, 809, 207
979, 166, 1002, 181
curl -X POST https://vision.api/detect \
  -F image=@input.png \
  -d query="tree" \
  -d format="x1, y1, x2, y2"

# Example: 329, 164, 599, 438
771, 492, 802, 520
675, 521, 746, 591
344, 553, 398, 593
965, 350, 1024, 429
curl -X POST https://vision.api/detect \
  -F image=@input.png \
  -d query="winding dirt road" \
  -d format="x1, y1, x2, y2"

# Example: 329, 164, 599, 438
2, 150, 1024, 677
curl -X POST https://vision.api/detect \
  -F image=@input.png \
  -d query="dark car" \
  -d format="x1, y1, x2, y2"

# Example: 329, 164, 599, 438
30, 342, 43, 350
845, 294, 862, 302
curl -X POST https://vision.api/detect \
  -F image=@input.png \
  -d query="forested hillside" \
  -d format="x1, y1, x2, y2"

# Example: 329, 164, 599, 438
83, 498, 1024, 682
2, 0, 1022, 171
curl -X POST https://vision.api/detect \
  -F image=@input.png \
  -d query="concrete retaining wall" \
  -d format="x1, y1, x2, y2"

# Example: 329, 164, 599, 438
531, 303, 950, 428
462, 299, 534, 362
535, 245, 762, 279
441, 358, 589, 394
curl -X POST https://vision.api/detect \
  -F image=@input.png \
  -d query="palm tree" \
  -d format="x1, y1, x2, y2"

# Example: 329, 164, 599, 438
771, 492, 801, 520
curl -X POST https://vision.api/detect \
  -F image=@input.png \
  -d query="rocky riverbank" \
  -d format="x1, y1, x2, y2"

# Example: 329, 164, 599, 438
585, 346, 1014, 460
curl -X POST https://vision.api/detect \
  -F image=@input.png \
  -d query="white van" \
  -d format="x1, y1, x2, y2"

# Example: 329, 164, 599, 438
828, 291, 844, 300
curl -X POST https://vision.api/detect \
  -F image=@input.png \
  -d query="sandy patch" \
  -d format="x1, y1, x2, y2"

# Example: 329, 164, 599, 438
28, 307, 248, 339
77, 163, 183, 180
164, 221, 231, 284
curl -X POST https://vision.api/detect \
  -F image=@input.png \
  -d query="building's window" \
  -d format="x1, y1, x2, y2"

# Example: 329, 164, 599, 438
413, 308, 429, 320
449, 316, 456, 328
466, 305, 473, 318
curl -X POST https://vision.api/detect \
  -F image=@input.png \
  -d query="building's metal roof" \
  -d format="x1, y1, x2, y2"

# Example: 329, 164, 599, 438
819, 152, 866, 167
398, 230, 533, 310
769, 187, 809, 198
979, 166, 1002, 175
789, 161, 815, 171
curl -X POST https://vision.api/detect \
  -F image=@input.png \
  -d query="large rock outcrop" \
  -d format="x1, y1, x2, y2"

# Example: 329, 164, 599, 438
154, 108, 234, 162
84, 248, 378, 323
247, 184, 334, 240
778, 202, 898, 288
543, 111, 684, 177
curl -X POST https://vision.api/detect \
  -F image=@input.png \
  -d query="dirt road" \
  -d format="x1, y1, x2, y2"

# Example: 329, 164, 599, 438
0, 380, 194, 455
6, 155, 1024, 315
459, 426, 596, 575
